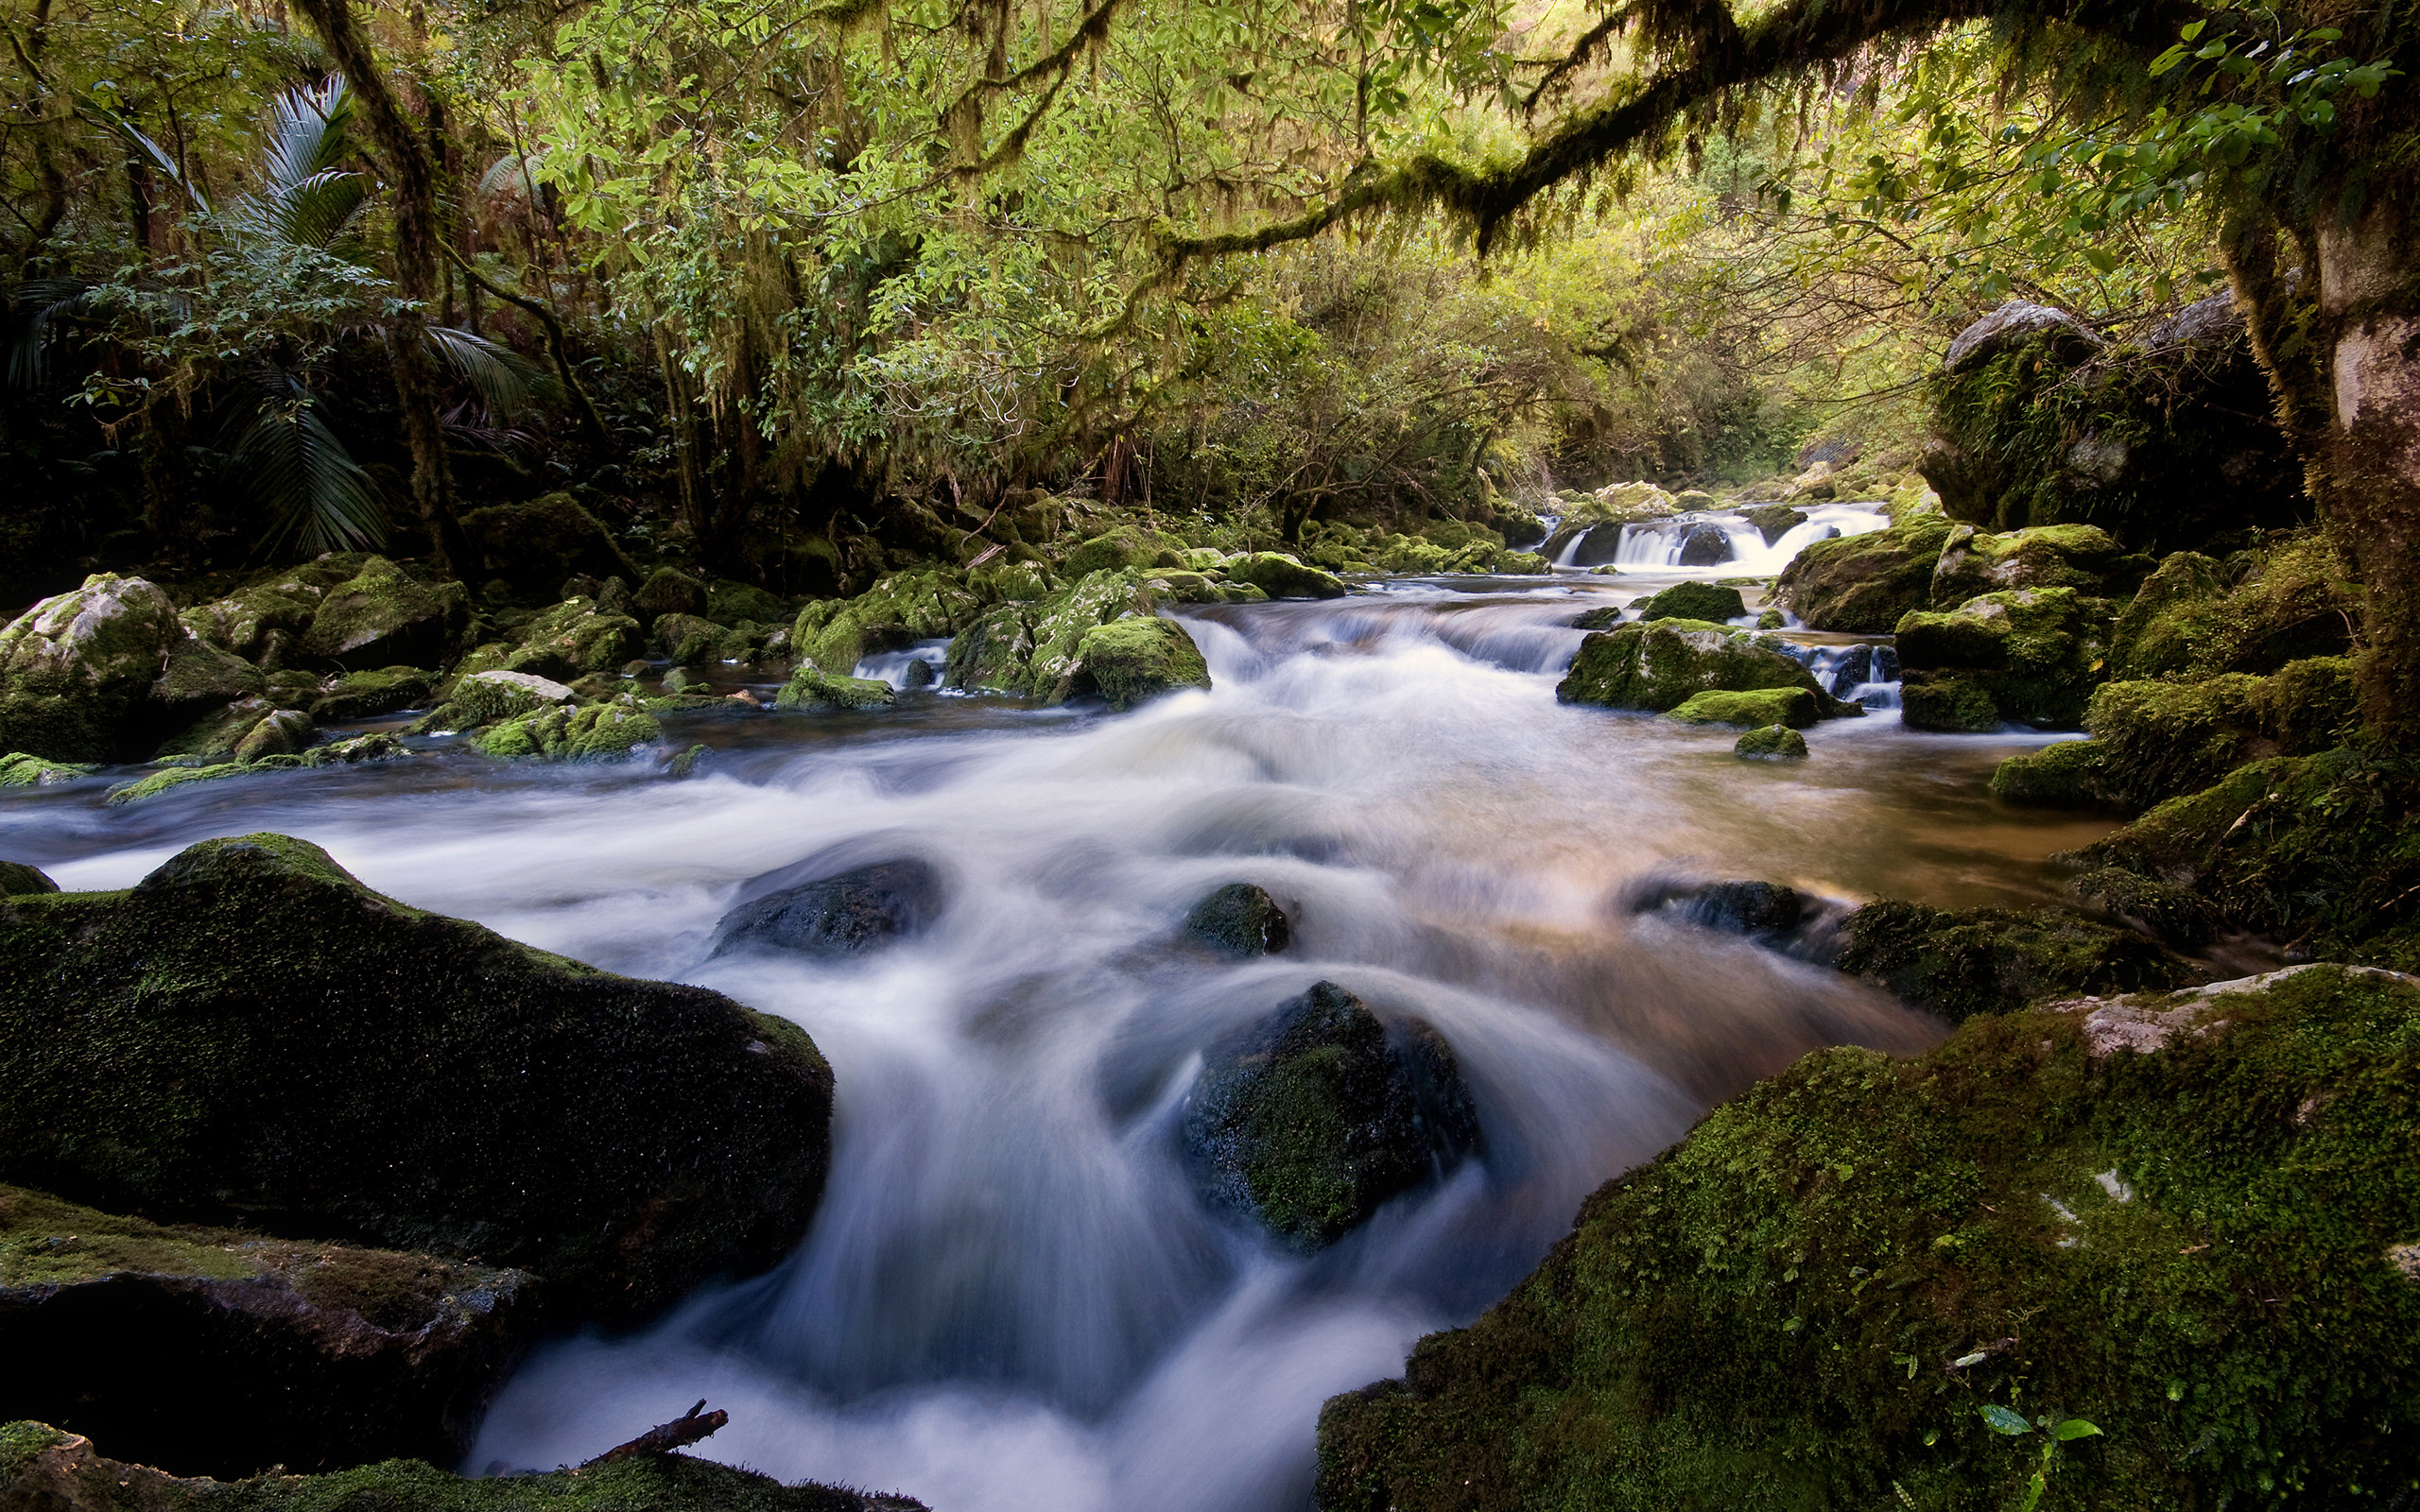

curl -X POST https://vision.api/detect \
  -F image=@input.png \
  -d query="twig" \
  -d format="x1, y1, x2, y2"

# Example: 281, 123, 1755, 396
580, 1400, 729, 1467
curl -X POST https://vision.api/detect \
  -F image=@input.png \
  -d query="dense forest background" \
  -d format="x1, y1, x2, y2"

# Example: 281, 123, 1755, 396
1, 0, 2261, 610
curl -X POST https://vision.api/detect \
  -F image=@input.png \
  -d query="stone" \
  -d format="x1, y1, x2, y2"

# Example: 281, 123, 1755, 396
469, 699, 662, 762
1893, 586, 2114, 730
313, 666, 436, 722
774, 668, 896, 711
0, 834, 833, 1322
1674, 524, 1734, 566
0, 576, 190, 762
178, 580, 323, 665
1557, 622, 1835, 714
0, 862, 59, 895
1184, 883, 1291, 955
664, 743, 713, 779
1734, 724, 1809, 760
901, 658, 936, 690
1632, 582, 1746, 623
0, 754, 95, 787
1942, 299, 2102, 372
155, 696, 280, 761
1222, 553, 1349, 599
231, 708, 312, 763
1671, 880, 1806, 935
1836, 899, 2178, 1022
495, 599, 644, 680
458, 492, 637, 600
709, 858, 944, 959
1742, 505, 1807, 545
632, 566, 710, 625
653, 611, 722, 665
296, 558, 469, 671
1182, 981, 1478, 1251
1667, 687, 1821, 729
103, 764, 252, 806
1772, 515, 1958, 632
705, 578, 788, 626
1927, 523, 2142, 609
1074, 616, 1212, 711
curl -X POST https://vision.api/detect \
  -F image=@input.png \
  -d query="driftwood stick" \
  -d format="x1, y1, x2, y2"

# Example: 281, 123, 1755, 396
581, 1400, 729, 1467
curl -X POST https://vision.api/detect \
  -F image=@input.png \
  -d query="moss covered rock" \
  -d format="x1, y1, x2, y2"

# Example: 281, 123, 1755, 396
1062, 528, 1184, 576
295, 558, 469, 672
2110, 534, 2356, 682
1316, 965, 2420, 1512
103, 762, 253, 806
1894, 587, 2114, 730
1558, 622, 1835, 714
1836, 899, 2180, 1022
1735, 724, 1809, 760
0, 575, 208, 762
459, 493, 637, 601
155, 696, 282, 762
2105, 551, 2226, 679
1633, 582, 1748, 623
1182, 981, 1479, 1251
0, 752, 95, 786
232, 708, 312, 763
652, 612, 722, 665
0, 1421, 925, 1511
1742, 504, 1807, 545
1184, 883, 1291, 956
1772, 515, 1958, 633
1073, 616, 1211, 711
631, 567, 709, 626
0, 833, 834, 1319
792, 570, 983, 674
1222, 553, 1349, 600
1668, 687, 1821, 730
470, 699, 662, 762
1927, 522, 2144, 610
312, 666, 436, 723
773, 668, 895, 711
1988, 737, 2111, 807
0, 1185, 533, 1477
0, 861, 59, 894
497, 599, 645, 681
942, 603, 1040, 695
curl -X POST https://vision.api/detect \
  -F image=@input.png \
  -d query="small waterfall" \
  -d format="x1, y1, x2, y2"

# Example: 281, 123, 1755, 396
1600, 503, 1890, 576
856, 640, 952, 689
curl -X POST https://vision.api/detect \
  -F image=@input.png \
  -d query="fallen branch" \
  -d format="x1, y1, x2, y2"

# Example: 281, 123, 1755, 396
580, 1400, 729, 1467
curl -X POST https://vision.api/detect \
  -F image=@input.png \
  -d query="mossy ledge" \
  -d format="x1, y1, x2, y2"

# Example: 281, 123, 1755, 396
0, 834, 834, 1325
0, 1421, 926, 1512
1316, 965, 2420, 1511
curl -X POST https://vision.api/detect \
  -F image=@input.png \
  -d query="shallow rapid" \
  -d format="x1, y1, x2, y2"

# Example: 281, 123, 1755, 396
0, 572, 2111, 1512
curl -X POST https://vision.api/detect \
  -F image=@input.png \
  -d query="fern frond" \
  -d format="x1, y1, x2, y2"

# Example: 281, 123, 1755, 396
231, 367, 389, 555
424, 324, 558, 420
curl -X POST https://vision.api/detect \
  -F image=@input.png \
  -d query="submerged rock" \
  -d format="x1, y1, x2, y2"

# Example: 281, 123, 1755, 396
0, 1184, 532, 1477
1182, 981, 1478, 1251
1314, 965, 2420, 1512
1184, 883, 1292, 955
1557, 621, 1838, 715
1772, 515, 1957, 632
0, 1421, 927, 1512
1836, 898, 2178, 1022
1630, 582, 1745, 624
710, 858, 945, 960
1075, 616, 1211, 711
1734, 724, 1808, 760
103, 762, 253, 806
0, 834, 834, 1321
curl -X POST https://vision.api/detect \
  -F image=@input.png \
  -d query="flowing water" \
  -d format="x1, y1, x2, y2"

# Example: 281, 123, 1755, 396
0, 568, 2115, 1512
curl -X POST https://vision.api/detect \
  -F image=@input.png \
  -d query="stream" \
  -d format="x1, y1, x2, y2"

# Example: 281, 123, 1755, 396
0, 556, 2116, 1512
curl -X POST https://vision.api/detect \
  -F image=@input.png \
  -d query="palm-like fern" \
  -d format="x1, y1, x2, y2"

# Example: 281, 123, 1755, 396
231, 364, 387, 555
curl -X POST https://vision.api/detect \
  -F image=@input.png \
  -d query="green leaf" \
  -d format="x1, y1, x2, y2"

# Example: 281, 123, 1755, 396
1980, 1405, 2033, 1436
2055, 1419, 2103, 1440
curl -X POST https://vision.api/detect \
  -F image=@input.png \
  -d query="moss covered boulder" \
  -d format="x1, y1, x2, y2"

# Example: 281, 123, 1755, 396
1925, 522, 2143, 610
296, 558, 469, 672
1182, 981, 1479, 1251
179, 579, 323, 667
313, 665, 437, 723
470, 699, 662, 762
2108, 533, 2355, 681
1062, 527, 1184, 576
1316, 965, 2420, 1511
0, 1421, 925, 1511
793, 570, 983, 674
0, 861, 58, 894
459, 493, 637, 601
1073, 616, 1211, 711
0, 575, 261, 763
631, 567, 710, 626
0, 834, 833, 1318
774, 668, 895, 711
494, 599, 645, 681
1558, 622, 1836, 714
1633, 582, 1748, 623
1736, 724, 1809, 760
1837, 899, 2180, 1022
1184, 883, 1291, 955
0, 1186, 533, 1477
1772, 515, 1958, 632
0, 752, 95, 786
1223, 552, 1349, 600
1668, 687, 1822, 730
1894, 587, 2114, 731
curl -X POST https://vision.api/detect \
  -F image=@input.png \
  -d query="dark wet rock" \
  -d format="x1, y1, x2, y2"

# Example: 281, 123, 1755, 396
1674, 524, 1734, 566
459, 492, 637, 600
1313, 966, 2417, 1512
1735, 724, 1808, 760
0, 1419, 927, 1511
1822, 643, 1897, 698
1772, 515, 1958, 633
231, 707, 313, 763
901, 658, 936, 689
1742, 504, 1808, 545
632, 566, 711, 626
1182, 981, 1478, 1251
1836, 899, 2179, 1022
1569, 605, 1625, 630
0, 1183, 533, 1478
313, 665, 437, 722
1184, 883, 1292, 955
1685, 881, 1806, 934
0, 861, 58, 895
296, 558, 470, 672
1632, 582, 1745, 624
0, 835, 834, 1322
710, 858, 944, 959
664, 743, 713, 779
155, 696, 283, 762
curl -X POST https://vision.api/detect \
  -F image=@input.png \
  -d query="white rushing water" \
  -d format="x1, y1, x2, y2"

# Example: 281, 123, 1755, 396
1552, 502, 1889, 575
0, 578, 2115, 1512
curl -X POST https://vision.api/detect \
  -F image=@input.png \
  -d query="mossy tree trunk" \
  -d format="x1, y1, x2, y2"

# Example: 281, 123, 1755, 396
289, 0, 473, 580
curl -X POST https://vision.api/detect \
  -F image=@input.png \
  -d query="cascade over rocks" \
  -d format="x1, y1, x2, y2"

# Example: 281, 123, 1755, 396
1313, 966, 2420, 1511
710, 857, 945, 959
1181, 981, 1478, 1251
0, 834, 835, 1323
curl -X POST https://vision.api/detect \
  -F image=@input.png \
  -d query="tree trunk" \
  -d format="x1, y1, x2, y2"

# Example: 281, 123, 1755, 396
2309, 195, 2420, 736
288, 0, 473, 578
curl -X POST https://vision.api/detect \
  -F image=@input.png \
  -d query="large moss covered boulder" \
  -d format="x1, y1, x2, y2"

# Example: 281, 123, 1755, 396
0, 834, 833, 1319
1895, 586, 2114, 731
1632, 581, 1747, 623
1558, 621, 1836, 714
1836, 898, 2179, 1022
458, 493, 637, 600
0, 1185, 532, 1477
0, 575, 242, 762
2107, 533, 2355, 681
313, 665, 437, 722
1182, 981, 1479, 1251
773, 668, 895, 710
469, 698, 662, 762
1772, 515, 1957, 632
1074, 615, 1211, 711
1927, 523, 2143, 609
1222, 552, 1349, 599
1315, 965, 2420, 1511
793, 570, 983, 674
296, 558, 469, 671
492, 598, 644, 680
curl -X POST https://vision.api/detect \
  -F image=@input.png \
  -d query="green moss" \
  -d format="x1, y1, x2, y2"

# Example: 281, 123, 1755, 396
1559, 622, 1831, 713
104, 763, 252, 806
1735, 724, 1809, 760
1989, 739, 2112, 808
1772, 515, 1957, 633
156, 698, 278, 761
1318, 966, 2420, 1510
469, 700, 663, 761
1075, 616, 1211, 711
942, 603, 1038, 695
774, 669, 896, 711
0, 753, 96, 786
2107, 552, 2226, 679
1668, 688, 1819, 730
312, 666, 435, 723
496, 600, 644, 681
0, 576, 188, 763
1222, 553, 1348, 599
1836, 899, 2179, 1022
705, 578, 788, 626
652, 612, 722, 665
298, 732, 406, 768
0, 833, 833, 1320
1742, 505, 1806, 544
1927, 523, 2142, 610
2108, 536, 2355, 682
1894, 587, 2114, 730
0, 861, 59, 895
232, 709, 312, 763
1634, 582, 1748, 623
1063, 528, 1183, 576
296, 558, 468, 670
